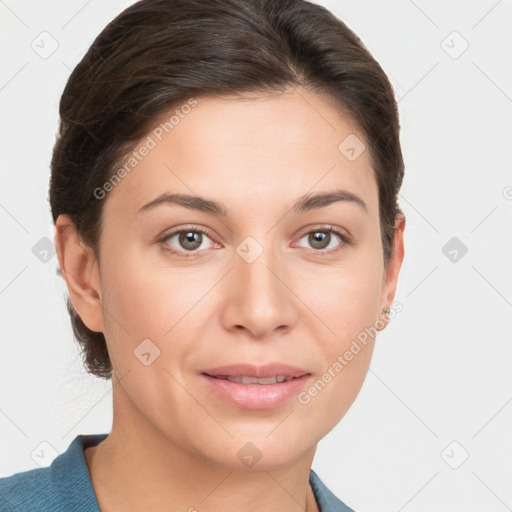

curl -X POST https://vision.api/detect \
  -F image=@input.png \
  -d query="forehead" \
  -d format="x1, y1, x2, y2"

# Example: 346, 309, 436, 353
103, 89, 378, 220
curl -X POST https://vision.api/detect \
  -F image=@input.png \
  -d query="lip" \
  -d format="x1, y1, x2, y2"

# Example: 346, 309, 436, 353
200, 364, 311, 410
201, 363, 309, 379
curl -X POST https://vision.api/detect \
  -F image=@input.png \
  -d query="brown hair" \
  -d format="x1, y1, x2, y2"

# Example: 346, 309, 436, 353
49, 0, 405, 380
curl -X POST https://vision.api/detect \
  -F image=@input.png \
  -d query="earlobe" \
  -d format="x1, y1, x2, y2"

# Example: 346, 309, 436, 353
378, 213, 406, 330
54, 214, 105, 333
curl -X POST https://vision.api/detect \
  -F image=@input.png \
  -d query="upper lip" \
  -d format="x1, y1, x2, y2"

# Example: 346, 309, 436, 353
202, 363, 310, 379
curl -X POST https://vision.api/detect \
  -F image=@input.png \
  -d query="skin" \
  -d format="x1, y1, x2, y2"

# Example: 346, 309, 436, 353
55, 87, 405, 512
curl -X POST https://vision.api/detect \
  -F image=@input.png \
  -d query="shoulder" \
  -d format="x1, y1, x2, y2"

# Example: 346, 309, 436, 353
0, 464, 53, 512
0, 434, 108, 512
309, 468, 356, 512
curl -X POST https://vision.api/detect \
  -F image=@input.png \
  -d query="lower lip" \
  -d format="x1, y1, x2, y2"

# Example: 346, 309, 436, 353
201, 374, 311, 410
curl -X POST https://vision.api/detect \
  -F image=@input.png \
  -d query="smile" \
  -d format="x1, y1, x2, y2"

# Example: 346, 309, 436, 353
208, 375, 296, 384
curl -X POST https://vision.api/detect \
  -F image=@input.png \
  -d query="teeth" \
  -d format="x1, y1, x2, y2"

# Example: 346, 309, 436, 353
217, 375, 293, 385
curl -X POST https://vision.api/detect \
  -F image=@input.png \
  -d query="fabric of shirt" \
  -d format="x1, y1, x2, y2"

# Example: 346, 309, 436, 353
0, 433, 355, 512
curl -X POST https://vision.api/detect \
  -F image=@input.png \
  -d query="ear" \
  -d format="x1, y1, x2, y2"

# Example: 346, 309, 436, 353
54, 214, 105, 333
377, 213, 406, 329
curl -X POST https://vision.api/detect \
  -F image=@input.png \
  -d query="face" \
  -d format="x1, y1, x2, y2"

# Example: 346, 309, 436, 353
65, 88, 404, 470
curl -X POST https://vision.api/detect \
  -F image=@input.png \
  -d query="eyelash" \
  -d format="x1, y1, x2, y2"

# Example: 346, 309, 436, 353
158, 224, 354, 258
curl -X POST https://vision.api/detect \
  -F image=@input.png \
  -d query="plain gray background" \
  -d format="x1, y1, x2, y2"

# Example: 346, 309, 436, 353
1, 1, 511, 511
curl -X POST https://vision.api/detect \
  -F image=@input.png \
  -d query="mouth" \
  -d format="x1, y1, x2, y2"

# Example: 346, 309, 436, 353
204, 374, 305, 384
201, 363, 309, 379
200, 364, 311, 409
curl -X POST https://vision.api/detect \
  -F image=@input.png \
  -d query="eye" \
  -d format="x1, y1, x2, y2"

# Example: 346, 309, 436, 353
159, 226, 218, 257
158, 224, 353, 258
295, 226, 353, 254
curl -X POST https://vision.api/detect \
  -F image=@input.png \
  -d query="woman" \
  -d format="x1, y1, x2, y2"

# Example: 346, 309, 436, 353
0, 0, 405, 510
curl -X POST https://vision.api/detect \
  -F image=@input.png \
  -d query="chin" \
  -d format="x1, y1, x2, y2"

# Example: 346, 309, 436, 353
196, 428, 316, 472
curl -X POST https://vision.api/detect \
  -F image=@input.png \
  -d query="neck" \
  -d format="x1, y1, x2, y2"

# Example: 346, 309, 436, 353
84, 392, 319, 512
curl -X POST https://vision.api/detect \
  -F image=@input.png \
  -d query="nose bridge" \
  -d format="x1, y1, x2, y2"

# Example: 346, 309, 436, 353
236, 233, 281, 303
225, 232, 295, 336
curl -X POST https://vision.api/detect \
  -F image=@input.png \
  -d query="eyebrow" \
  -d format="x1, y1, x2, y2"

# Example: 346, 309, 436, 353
138, 188, 367, 216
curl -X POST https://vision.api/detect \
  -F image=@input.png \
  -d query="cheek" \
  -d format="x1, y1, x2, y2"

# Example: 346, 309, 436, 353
298, 345, 373, 440
292, 250, 382, 406
99, 240, 201, 337
295, 268, 381, 430
297, 255, 383, 342
98, 244, 218, 379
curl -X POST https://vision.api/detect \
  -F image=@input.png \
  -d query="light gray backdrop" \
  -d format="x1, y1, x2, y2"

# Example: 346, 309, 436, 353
1, 1, 511, 511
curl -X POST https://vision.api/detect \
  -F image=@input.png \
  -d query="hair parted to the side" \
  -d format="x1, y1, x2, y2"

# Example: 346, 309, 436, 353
49, 0, 405, 380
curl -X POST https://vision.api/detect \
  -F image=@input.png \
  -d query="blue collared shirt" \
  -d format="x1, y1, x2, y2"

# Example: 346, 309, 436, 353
0, 434, 355, 512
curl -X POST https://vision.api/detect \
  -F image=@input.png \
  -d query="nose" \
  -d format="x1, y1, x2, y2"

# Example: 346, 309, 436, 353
220, 239, 298, 340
